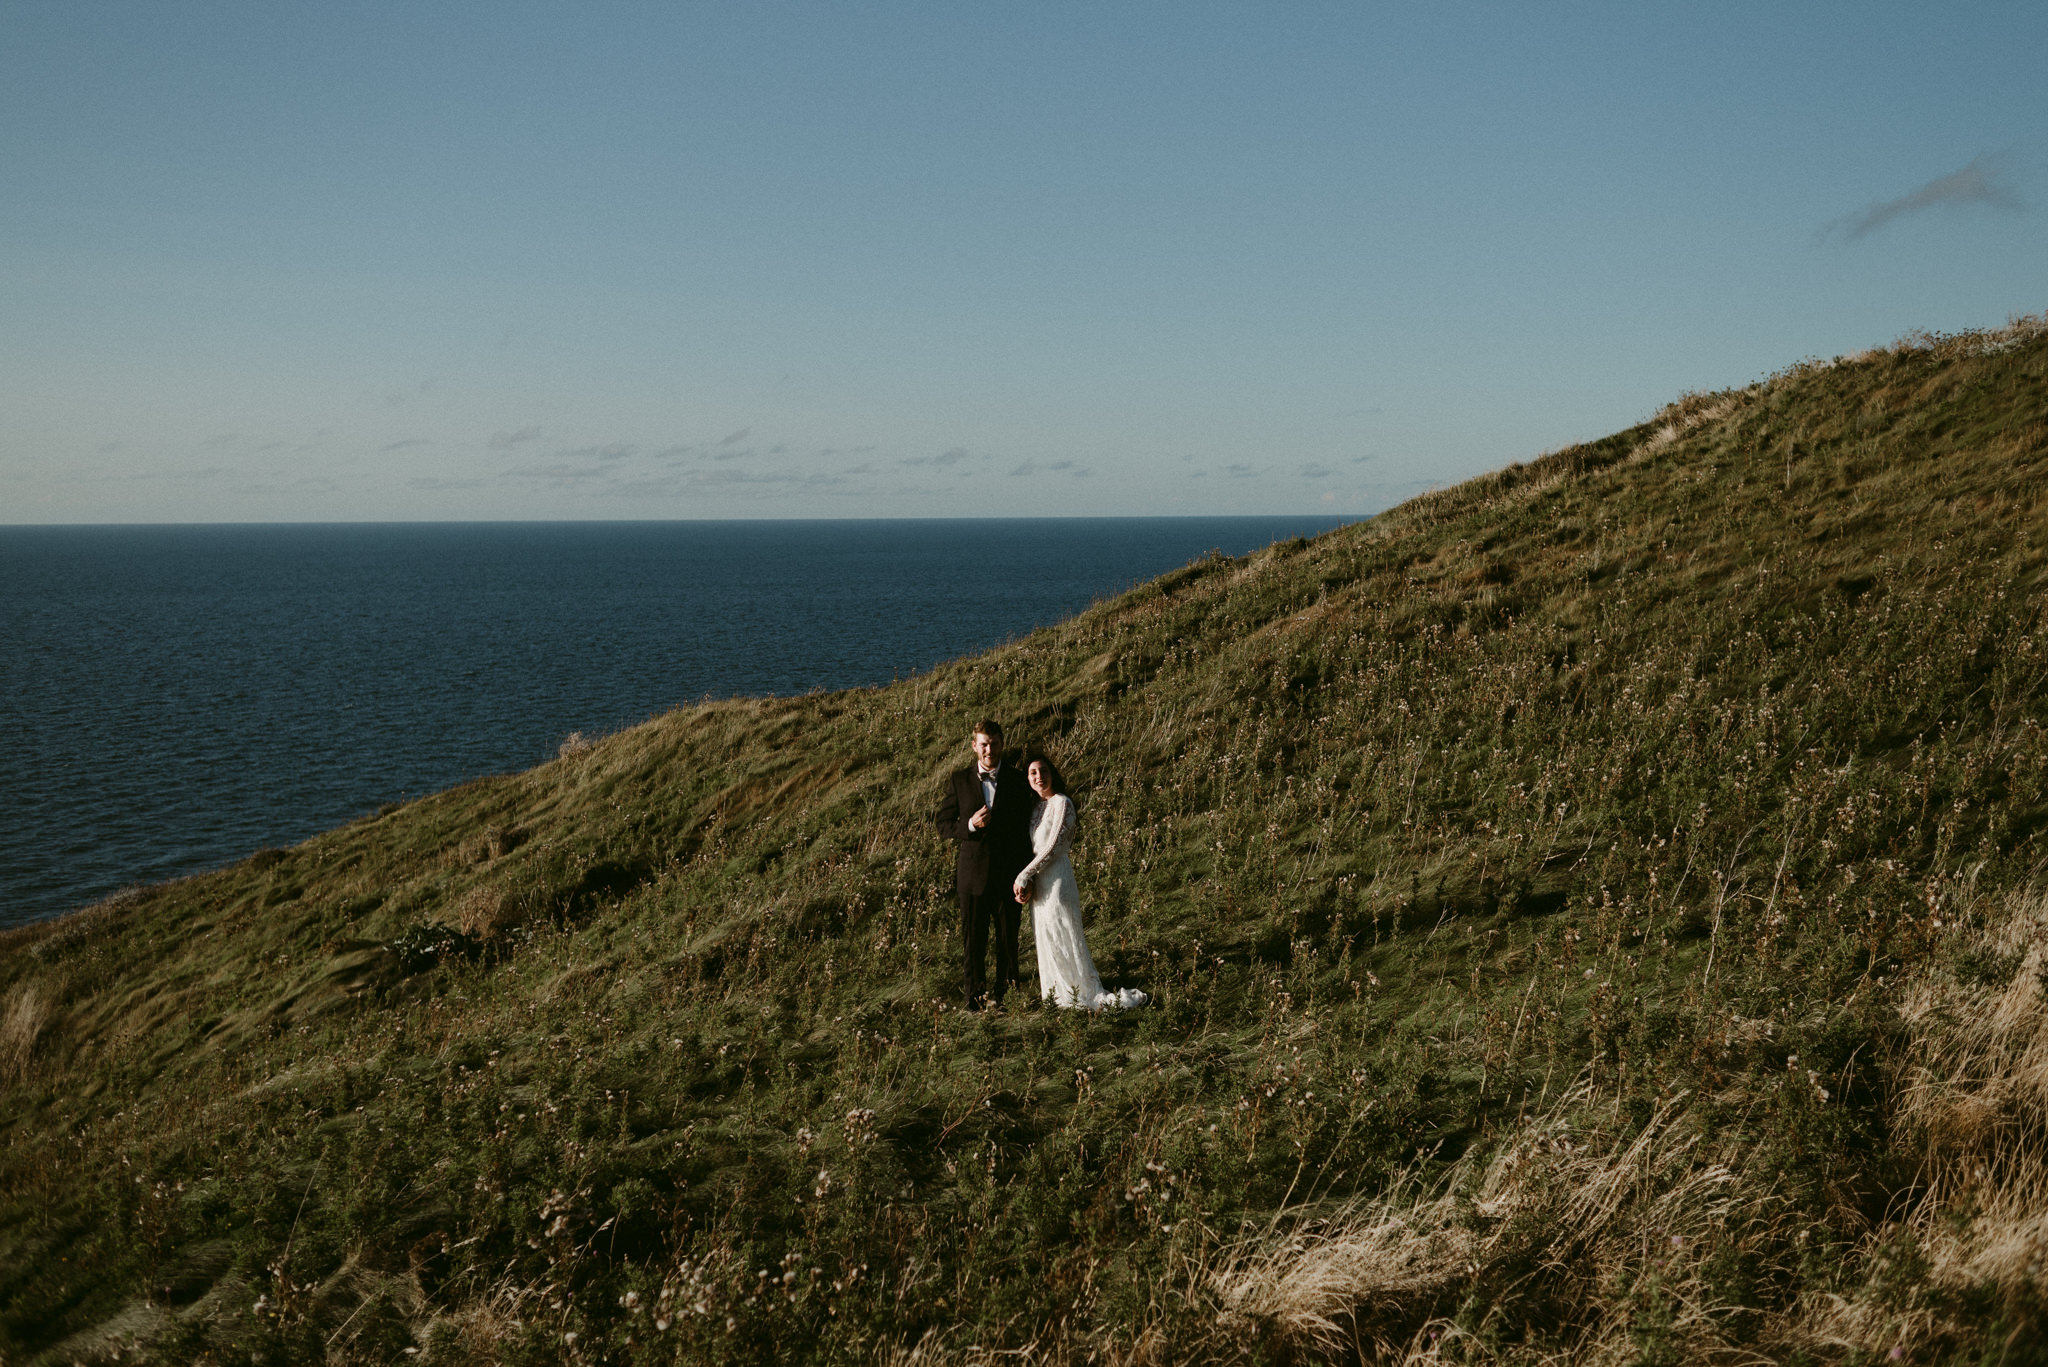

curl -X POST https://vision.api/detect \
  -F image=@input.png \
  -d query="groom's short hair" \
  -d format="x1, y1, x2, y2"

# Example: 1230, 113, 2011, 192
974, 719, 1004, 742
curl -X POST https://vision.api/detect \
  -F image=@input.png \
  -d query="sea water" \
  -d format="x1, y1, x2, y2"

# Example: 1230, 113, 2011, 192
1, 518, 1345, 927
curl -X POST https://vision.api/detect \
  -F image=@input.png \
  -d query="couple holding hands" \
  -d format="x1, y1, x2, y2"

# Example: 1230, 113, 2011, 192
935, 719, 1148, 1013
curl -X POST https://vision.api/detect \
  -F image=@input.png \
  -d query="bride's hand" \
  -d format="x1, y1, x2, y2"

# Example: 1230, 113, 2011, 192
1013, 879, 1029, 903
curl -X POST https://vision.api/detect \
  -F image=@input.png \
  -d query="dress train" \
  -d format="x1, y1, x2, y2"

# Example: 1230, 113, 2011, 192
1016, 794, 1147, 1011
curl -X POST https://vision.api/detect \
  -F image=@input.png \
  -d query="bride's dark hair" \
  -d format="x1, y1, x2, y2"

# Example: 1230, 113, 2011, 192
1025, 752, 1070, 797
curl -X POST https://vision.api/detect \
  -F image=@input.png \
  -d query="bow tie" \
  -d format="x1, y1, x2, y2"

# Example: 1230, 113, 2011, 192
979, 768, 999, 782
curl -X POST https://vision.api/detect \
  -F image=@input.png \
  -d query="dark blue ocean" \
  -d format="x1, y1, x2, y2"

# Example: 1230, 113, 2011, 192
1, 518, 1345, 928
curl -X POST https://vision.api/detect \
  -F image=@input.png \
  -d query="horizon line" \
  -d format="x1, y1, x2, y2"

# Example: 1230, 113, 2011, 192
0, 511, 1372, 530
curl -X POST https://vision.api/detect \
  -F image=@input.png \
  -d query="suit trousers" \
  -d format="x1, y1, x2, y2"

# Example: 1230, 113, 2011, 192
960, 883, 1022, 1007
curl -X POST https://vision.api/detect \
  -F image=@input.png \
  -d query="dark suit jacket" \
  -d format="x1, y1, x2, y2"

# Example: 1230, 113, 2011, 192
935, 763, 1036, 897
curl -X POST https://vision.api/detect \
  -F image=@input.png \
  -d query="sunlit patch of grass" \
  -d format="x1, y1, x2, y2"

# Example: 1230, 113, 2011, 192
0, 983, 49, 1084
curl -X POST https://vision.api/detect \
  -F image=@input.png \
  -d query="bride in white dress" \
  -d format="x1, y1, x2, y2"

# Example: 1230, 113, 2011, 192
1012, 757, 1147, 1011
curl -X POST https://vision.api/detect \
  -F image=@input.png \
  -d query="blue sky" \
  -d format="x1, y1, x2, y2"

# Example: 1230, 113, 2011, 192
3, 2, 2042, 522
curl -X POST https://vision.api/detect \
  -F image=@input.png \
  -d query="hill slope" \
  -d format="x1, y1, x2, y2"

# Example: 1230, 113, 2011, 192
6, 317, 2048, 1365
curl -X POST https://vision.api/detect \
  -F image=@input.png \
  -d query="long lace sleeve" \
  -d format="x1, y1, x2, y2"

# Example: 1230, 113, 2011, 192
1015, 796, 1076, 886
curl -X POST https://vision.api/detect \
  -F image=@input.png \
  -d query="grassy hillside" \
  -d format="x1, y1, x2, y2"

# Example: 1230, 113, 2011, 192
6, 316, 2048, 1365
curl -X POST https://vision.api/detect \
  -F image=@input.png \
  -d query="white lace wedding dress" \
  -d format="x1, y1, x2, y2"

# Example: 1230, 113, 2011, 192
1016, 795, 1147, 1011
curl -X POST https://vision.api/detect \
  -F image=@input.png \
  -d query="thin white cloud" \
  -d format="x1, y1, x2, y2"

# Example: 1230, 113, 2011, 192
241, 476, 339, 496
132, 465, 233, 482
902, 446, 971, 468
554, 443, 636, 462
504, 462, 613, 482
489, 425, 544, 450
692, 468, 809, 488
1823, 154, 2024, 243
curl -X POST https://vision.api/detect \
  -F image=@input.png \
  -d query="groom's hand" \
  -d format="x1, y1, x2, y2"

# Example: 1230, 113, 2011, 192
968, 805, 990, 831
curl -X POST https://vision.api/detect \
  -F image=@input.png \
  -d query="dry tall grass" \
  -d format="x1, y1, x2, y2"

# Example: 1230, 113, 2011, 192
453, 882, 520, 939
1196, 889, 2048, 1364
1207, 1081, 1777, 1364
1, 982, 49, 1084
1794, 888, 2048, 1357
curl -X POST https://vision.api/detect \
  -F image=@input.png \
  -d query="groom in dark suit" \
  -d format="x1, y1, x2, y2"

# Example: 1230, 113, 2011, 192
935, 719, 1035, 1010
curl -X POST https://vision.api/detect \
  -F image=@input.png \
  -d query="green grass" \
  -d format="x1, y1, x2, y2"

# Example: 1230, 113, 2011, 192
5, 316, 2048, 1364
